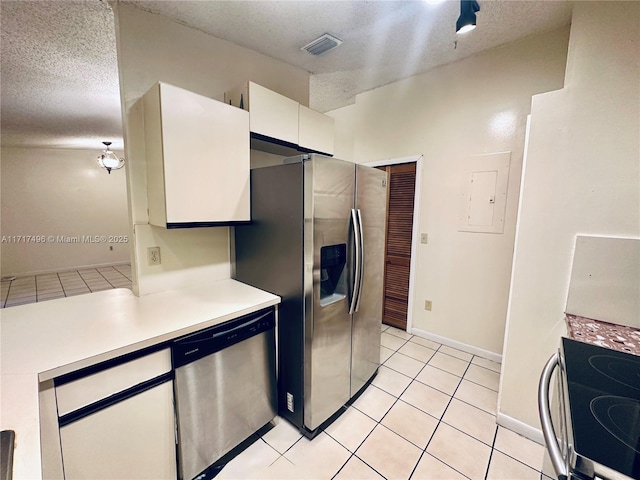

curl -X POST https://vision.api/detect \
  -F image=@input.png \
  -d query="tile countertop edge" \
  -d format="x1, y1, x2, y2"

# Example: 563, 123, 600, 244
0, 279, 280, 480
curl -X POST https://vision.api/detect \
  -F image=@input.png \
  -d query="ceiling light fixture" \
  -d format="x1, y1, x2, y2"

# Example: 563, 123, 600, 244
301, 33, 343, 56
456, 0, 480, 34
97, 141, 125, 174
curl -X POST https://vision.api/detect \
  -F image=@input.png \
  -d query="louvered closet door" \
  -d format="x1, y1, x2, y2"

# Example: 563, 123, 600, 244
378, 163, 416, 330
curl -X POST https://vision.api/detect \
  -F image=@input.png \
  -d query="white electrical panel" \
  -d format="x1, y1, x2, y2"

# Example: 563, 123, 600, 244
458, 152, 511, 234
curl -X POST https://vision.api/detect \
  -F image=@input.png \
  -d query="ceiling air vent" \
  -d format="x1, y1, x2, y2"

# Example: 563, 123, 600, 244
301, 33, 343, 56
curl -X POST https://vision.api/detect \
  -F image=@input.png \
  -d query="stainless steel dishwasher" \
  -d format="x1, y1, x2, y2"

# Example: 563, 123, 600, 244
172, 307, 277, 480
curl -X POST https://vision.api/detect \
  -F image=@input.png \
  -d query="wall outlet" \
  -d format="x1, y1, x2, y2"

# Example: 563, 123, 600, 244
421, 233, 428, 244
424, 300, 432, 311
147, 246, 161, 266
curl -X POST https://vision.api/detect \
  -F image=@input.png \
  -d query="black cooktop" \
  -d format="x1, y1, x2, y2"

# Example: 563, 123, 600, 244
562, 337, 640, 479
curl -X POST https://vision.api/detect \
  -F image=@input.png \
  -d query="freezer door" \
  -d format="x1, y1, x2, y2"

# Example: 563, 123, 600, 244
352, 164, 388, 396
304, 156, 355, 431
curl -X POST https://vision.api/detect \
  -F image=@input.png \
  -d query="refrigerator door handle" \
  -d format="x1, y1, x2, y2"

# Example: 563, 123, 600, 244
349, 208, 362, 315
354, 209, 365, 312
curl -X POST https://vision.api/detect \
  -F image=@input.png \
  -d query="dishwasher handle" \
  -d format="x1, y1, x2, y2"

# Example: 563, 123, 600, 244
172, 308, 275, 369
209, 309, 273, 342
538, 353, 568, 480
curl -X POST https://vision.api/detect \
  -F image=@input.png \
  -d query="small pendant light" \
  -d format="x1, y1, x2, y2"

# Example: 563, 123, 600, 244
97, 141, 125, 174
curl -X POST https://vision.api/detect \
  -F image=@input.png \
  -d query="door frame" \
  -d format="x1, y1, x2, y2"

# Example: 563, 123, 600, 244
363, 155, 423, 333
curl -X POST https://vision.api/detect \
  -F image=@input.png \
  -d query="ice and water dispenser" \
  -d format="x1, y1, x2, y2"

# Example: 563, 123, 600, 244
319, 244, 347, 306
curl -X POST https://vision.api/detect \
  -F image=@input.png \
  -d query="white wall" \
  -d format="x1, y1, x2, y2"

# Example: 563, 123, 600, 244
328, 105, 357, 162
329, 27, 570, 355
0, 147, 130, 276
500, 1, 640, 432
113, 3, 310, 295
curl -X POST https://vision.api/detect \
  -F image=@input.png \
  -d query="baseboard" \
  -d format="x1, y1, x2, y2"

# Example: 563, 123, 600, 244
2, 261, 130, 278
496, 412, 544, 446
410, 327, 502, 364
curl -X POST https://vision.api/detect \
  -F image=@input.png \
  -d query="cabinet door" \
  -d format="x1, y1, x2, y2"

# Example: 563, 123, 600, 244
59, 381, 176, 480
145, 82, 250, 226
298, 105, 334, 155
248, 82, 299, 146
56, 349, 171, 416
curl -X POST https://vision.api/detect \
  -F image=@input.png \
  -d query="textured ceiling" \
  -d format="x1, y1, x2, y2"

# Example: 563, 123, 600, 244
0, 0, 573, 150
1, 0, 123, 150
126, 0, 573, 113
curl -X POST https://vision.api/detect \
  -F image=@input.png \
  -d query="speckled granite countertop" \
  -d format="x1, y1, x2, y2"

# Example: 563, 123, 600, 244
566, 313, 640, 355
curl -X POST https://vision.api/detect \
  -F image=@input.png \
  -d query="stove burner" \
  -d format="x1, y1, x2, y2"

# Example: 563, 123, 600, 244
588, 355, 640, 391
590, 396, 640, 454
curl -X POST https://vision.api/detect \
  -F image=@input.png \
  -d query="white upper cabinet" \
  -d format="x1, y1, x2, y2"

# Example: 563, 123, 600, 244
225, 81, 334, 156
143, 82, 250, 228
226, 81, 299, 146
298, 104, 335, 156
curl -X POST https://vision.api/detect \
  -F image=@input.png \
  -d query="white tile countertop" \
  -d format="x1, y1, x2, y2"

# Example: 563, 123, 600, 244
0, 279, 280, 480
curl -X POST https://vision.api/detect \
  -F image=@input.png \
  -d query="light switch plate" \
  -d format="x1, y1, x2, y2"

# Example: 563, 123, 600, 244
421, 233, 428, 244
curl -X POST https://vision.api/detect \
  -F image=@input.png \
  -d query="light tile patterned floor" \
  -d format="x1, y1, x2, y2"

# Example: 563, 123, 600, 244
0, 264, 132, 308
0, 271, 550, 478
217, 325, 550, 480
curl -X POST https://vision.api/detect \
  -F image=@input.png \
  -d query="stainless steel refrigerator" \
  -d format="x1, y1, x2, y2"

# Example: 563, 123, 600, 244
234, 154, 387, 437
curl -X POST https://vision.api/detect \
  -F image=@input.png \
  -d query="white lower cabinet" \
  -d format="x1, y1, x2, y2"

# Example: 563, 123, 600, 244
56, 349, 176, 479
59, 381, 176, 479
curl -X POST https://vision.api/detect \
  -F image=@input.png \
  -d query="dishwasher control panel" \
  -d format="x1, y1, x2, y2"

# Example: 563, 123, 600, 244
171, 307, 275, 369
